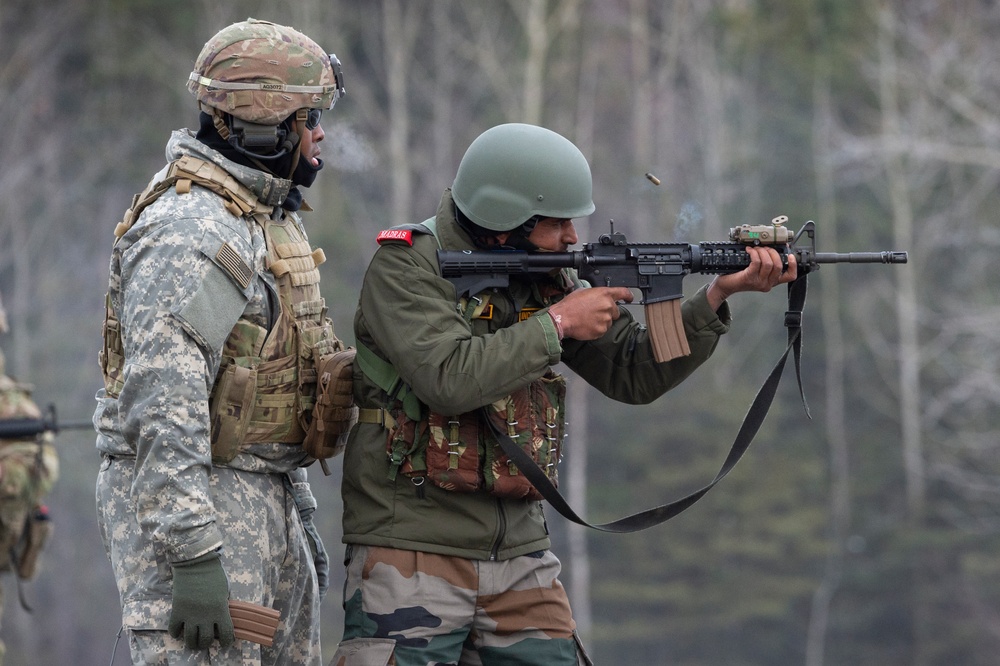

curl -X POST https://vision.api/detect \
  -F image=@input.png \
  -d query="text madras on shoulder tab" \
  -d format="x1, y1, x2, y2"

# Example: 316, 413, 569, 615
376, 229, 414, 246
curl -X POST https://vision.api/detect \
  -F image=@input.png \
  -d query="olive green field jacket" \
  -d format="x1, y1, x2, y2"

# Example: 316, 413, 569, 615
341, 190, 732, 560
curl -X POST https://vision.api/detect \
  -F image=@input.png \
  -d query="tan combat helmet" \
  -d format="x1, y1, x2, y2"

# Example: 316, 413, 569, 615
188, 18, 345, 166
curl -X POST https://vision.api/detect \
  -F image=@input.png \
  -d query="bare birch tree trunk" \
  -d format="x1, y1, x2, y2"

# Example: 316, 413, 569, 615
565, 375, 593, 640
520, 0, 547, 124
805, 38, 850, 666
877, 6, 927, 664
567, 0, 594, 641
629, 0, 654, 196
877, 3, 924, 523
382, 0, 418, 227
430, 2, 456, 183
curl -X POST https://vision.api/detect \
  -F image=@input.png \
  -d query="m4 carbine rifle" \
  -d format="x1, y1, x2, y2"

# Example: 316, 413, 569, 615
438, 216, 908, 362
0, 403, 91, 440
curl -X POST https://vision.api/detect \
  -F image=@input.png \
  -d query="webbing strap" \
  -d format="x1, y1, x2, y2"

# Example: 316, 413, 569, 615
487, 275, 810, 533
354, 342, 422, 421
350, 221, 437, 425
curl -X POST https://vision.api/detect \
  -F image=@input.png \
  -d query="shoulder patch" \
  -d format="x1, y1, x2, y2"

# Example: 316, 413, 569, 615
215, 242, 253, 290
376, 223, 435, 246
377, 229, 414, 246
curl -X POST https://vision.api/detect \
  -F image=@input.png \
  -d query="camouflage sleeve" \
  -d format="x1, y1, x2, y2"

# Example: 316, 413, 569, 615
115, 207, 254, 564
358, 238, 563, 416
0, 379, 59, 500
559, 284, 731, 405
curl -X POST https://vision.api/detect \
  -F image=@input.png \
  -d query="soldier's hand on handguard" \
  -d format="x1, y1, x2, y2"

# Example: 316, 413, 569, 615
706, 246, 798, 311
548, 286, 634, 341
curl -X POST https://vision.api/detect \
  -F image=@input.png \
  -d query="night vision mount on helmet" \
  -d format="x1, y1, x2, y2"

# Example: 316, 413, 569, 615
188, 18, 345, 162
451, 123, 595, 233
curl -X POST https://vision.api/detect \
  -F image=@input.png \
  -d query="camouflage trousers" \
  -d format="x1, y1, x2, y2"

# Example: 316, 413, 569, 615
96, 454, 321, 665
330, 545, 593, 666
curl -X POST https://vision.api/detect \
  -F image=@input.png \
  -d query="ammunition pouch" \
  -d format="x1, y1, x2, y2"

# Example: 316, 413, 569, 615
302, 346, 358, 462
0, 440, 58, 582
14, 507, 52, 580
383, 371, 566, 500
481, 370, 565, 500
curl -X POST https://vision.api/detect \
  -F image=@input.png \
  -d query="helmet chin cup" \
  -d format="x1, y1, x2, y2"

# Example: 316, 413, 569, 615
227, 116, 292, 161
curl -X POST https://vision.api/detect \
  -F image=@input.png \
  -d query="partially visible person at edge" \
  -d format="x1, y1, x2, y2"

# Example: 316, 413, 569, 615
0, 292, 59, 666
330, 123, 798, 666
93, 19, 349, 665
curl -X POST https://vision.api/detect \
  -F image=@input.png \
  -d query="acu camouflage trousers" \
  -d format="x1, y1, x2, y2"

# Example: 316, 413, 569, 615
97, 455, 322, 665
331, 545, 593, 666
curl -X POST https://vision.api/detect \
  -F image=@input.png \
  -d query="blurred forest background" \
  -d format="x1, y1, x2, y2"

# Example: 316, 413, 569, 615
1, 0, 998, 664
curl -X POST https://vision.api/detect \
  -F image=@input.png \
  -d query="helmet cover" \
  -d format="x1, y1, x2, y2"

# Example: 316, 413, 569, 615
188, 18, 342, 125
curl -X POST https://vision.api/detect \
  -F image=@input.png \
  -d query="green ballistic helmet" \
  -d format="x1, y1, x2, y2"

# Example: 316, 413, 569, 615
188, 18, 344, 126
452, 123, 595, 232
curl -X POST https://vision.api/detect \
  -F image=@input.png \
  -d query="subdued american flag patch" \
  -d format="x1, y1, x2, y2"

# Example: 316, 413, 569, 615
215, 242, 253, 290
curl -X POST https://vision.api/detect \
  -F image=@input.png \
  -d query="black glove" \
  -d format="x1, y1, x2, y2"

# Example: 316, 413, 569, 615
168, 551, 234, 650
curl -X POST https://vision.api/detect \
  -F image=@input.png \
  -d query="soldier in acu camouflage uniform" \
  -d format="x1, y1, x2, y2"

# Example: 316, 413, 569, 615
94, 19, 348, 665
332, 123, 797, 665
0, 292, 59, 666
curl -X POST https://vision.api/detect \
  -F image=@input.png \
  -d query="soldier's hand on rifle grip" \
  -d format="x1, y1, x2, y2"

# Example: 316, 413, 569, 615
707, 247, 797, 310
548, 287, 634, 341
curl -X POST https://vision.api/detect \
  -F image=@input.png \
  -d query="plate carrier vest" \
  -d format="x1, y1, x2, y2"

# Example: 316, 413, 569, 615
99, 155, 356, 466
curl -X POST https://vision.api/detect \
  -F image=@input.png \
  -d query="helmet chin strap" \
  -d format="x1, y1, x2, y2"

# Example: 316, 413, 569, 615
498, 216, 541, 252
209, 107, 304, 178
286, 108, 308, 179
455, 204, 541, 252
498, 231, 539, 252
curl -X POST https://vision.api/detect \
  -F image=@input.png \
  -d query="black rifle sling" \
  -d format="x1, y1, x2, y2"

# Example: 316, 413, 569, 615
485, 275, 810, 533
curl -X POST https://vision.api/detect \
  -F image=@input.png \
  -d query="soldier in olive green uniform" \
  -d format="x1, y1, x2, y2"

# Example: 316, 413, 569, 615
0, 294, 59, 666
331, 124, 797, 665
94, 20, 349, 665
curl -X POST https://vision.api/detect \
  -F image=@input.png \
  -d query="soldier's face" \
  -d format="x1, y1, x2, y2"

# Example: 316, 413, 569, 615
300, 120, 325, 167
526, 217, 578, 252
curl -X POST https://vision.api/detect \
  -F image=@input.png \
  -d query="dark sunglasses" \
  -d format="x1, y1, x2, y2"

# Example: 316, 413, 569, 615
306, 108, 323, 130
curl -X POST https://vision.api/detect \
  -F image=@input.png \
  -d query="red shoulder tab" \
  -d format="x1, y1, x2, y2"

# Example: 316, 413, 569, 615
376, 229, 414, 246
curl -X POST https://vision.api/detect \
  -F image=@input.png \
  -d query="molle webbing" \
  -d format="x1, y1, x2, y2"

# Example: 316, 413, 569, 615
270, 240, 325, 288
101, 154, 274, 400
209, 215, 332, 460
114, 154, 271, 240
99, 293, 125, 398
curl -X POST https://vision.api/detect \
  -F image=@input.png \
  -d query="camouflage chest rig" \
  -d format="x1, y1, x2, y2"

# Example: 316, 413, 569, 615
99, 155, 356, 471
358, 221, 570, 500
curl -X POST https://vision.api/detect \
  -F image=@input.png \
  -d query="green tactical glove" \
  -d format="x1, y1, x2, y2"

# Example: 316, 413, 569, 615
168, 551, 235, 650
290, 476, 330, 599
